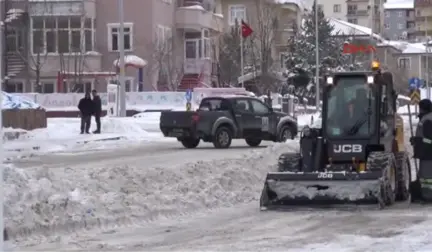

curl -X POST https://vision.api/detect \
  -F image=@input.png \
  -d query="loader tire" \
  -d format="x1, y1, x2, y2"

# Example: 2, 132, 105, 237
245, 138, 262, 147
213, 126, 232, 149
278, 153, 302, 172
367, 152, 397, 207
181, 138, 200, 148
395, 151, 411, 201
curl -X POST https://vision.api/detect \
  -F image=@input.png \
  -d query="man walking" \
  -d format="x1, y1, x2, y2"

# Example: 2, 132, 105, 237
77, 92, 93, 134
411, 99, 432, 201
91, 89, 102, 134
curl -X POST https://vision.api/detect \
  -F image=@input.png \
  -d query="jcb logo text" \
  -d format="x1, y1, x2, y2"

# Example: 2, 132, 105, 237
333, 144, 362, 153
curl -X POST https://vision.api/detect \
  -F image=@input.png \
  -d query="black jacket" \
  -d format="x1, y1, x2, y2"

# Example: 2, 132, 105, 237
78, 97, 93, 116
93, 95, 102, 115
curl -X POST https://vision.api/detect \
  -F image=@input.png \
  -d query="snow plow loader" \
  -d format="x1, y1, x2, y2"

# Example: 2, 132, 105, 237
260, 62, 413, 209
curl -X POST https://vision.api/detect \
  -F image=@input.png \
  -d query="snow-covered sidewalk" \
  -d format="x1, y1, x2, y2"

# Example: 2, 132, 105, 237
4, 116, 170, 160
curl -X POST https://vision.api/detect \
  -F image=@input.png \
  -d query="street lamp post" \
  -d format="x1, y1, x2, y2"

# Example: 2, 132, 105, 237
315, 0, 320, 112
118, 0, 126, 117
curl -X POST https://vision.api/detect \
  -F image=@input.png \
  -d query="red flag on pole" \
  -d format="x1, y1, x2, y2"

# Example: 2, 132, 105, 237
241, 20, 253, 38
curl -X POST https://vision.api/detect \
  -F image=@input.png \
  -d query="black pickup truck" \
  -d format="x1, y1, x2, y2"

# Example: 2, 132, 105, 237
160, 96, 298, 149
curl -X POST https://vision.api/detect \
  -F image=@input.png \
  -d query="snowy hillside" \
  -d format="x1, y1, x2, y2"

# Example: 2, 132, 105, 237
2, 92, 41, 109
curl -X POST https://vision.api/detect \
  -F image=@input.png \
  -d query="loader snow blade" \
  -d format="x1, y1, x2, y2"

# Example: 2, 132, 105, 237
260, 171, 384, 209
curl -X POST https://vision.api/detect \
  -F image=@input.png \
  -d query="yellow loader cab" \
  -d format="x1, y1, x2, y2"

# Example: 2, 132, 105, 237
260, 61, 412, 209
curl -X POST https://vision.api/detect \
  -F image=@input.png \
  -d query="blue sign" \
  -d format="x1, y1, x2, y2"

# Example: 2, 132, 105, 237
185, 89, 192, 102
409, 77, 421, 89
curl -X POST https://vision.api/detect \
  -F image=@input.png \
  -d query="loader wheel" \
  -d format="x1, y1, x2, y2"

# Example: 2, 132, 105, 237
213, 127, 232, 149
395, 152, 411, 201
367, 152, 397, 206
180, 138, 200, 148
278, 153, 302, 172
245, 138, 262, 147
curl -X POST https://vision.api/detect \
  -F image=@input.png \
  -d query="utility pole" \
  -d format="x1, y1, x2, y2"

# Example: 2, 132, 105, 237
426, 16, 430, 99
118, 0, 126, 117
315, 0, 320, 112
369, 0, 374, 63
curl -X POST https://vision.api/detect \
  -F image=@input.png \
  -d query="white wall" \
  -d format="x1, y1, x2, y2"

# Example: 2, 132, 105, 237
320, 0, 346, 21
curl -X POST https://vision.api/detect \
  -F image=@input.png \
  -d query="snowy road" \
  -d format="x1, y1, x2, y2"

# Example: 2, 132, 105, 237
16, 203, 432, 251
10, 140, 271, 169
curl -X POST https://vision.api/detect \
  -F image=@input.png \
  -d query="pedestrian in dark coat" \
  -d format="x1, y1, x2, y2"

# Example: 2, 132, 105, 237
91, 89, 102, 134
411, 99, 432, 201
78, 92, 93, 134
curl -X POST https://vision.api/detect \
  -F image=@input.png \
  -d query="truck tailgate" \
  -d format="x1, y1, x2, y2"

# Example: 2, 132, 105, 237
160, 111, 196, 128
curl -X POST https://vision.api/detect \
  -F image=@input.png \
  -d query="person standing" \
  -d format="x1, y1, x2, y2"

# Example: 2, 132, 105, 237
411, 99, 432, 201
91, 89, 102, 134
77, 92, 93, 134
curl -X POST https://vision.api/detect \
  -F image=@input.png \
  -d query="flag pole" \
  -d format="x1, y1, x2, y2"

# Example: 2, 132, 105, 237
240, 22, 244, 88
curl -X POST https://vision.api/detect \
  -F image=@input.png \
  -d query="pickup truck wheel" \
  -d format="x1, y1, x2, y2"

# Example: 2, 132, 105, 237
213, 127, 232, 149
245, 138, 262, 147
180, 138, 200, 148
279, 125, 294, 142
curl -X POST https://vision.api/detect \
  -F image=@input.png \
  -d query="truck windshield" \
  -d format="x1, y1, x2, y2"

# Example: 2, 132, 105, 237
325, 76, 376, 138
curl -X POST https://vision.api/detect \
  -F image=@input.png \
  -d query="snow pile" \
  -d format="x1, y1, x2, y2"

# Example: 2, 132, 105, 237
132, 112, 163, 132
4, 142, 298, 239
2, 92, 41, 109
297, 112, 321, 128
113, 55, 147, 68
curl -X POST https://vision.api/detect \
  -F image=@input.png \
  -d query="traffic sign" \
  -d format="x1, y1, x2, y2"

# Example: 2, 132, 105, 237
410, 89, 421, 104
409, 77, 421, 89
185, 89, 192, 102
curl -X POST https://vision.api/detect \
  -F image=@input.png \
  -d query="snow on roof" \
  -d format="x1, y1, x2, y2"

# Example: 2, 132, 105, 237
377, 40, 430, 54
113, 55, 147, 68
3, 92, 42, 110
384, 0, 414, 9
274, 0, 313, 10
329, 17, 383, 41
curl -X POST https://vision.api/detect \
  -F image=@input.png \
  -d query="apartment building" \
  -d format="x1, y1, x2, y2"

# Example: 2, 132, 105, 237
2, 0, 304, 94
318, 0, 346, 21
346, 0, 384, 34
2, 0, 224, 93
415, 0, 432, 40
383, 1, 415, 41
220, 0, 302, 73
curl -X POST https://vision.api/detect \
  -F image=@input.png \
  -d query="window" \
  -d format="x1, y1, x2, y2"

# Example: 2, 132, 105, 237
40, 82, 54, 93
4, 81, 23, 93
280, 53, 287, 68
417, 10, 421, 16
234, 99, 251, 112
333, 4, 341, 13
398, 11, 403, 17
348, 18, 358, 24
156, 25, 172, 51
398, 57, 410, 68
229, 5, 246, 25
385, 11, 390, 17
31, 16, 94, 54
398, 23, 404, 29
347, 5, 357, 14
250, 100, 270, 114
107, 77, 134, 92
108, 23, 133, 52
384, 23, 390, 29
70, 81, 92, 93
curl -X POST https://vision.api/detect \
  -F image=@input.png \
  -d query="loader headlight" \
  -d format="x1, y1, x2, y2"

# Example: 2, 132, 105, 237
326, 77, 333, 85
367, 76, 374, 84
302, 126, 311, 137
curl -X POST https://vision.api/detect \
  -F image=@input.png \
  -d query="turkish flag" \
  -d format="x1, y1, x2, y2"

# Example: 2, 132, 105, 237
241, 20, 253, 38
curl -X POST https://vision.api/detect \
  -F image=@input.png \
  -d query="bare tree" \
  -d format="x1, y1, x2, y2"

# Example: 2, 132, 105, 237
246, 0, 279, 94
145, 28, 183, 91
18, 1, 54, 92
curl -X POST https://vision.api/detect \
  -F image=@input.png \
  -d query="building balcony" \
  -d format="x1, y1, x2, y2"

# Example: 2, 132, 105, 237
347, 10, 369, 16
176, 3, 223, 33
